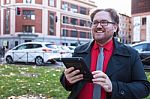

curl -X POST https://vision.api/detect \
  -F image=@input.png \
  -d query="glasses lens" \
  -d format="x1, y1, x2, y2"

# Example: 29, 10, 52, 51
92, 20, 114, 26
100, 20, 108, 26
93, 21, 98, 26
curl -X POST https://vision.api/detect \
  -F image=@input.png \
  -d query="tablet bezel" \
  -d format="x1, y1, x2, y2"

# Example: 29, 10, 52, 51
61, 57, 93, 82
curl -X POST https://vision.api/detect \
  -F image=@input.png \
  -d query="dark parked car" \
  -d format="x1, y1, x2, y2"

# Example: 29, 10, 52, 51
131, 42, 150, 66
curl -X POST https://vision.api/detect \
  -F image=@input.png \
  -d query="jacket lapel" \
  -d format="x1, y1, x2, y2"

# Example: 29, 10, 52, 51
75, 40, 94, 69
106, 55, 125, 77
106, 40, 130, 77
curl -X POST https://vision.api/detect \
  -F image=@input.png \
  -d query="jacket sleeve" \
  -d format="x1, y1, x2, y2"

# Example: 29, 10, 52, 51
111, 52, 150, 99
60, 71, 74, 91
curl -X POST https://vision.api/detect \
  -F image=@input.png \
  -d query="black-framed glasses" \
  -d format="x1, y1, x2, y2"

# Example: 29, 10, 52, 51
92, 20, 115, 27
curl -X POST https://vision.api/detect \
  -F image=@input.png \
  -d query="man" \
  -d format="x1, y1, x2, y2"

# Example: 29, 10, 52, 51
60, 8, 150, 99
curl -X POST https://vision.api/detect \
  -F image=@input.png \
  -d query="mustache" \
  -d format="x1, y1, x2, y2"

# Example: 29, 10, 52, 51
94, 28, 105, 32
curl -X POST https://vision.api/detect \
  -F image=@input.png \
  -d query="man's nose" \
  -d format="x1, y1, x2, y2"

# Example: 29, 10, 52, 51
96, 23, 103, 28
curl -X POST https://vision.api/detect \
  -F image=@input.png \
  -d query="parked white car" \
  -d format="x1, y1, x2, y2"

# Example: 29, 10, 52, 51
5, 42, 61, 65
57, 45, 72, 58
67, 46, 76, 54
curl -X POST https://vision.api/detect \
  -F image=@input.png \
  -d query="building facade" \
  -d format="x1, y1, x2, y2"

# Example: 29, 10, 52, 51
0, 0, 96, 49
132, 0, 150, 43
118, 13, 132, 44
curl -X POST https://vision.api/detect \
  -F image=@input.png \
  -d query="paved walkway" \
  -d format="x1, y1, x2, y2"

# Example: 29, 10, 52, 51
0, 57, 4, 64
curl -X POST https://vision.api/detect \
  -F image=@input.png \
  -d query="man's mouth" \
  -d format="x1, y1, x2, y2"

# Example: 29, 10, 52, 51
94, 28, 105, 33
96, 30, 103, 33
95, 30, 105, 33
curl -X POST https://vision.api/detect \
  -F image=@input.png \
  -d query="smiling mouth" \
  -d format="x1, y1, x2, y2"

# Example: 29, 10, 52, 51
95, 30, 105, 33
97, 30, 103, 32
95, 28, 105, 33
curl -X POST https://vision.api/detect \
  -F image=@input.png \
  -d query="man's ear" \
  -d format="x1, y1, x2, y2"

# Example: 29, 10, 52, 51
113, 24, 118, 32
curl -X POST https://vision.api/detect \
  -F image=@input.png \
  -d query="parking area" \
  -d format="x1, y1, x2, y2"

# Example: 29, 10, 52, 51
0, 56, 65, 67
1, 57, 150, 72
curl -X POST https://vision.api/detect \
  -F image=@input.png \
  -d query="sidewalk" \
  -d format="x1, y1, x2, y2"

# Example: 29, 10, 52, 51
0, 57, 4, 64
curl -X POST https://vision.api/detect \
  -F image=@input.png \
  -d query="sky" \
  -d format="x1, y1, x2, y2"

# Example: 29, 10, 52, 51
95, 0, 131, 16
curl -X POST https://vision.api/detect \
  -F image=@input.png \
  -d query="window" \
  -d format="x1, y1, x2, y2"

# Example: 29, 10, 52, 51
49, 12, 55, 35
71, 30, 77, 37
15, 41, 18, 46
33, 44, 42, 48
62, 29, 68, 37
49, 0, 55, 7
133, 44, 147, 52
142, 17, 146, 25
87, 32, 92, 39
23, 10, 35, 20
80, 7, 86, 15
71, 18, 78, 25
23, 25, 35, 33
87, 21, 92, 27
15, 44, 27, 50
80, 32, 86, 38
80, 20, 86, 26
23, 0, 35, 4
145, 43, 150, 51
5, 10, 10, 34
62, 2, 68, 11
70, 4, 78, 13
63, 16, 69, 24
25, 40, 32, 42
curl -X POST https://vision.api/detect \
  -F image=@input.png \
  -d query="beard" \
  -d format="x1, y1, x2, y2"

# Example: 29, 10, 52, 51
94, 33, 105, 40
93, 32, 113, 45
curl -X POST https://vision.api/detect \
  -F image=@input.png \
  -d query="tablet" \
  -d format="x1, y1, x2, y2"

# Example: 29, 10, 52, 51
61, 57, 93, 82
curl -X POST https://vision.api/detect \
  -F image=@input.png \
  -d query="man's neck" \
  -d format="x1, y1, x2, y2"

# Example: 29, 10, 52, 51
96, 37, 113, 46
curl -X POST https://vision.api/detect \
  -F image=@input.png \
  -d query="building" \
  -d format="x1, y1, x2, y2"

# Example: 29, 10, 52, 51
0, 0, 96, 49
131, 0, 150, 43
118, 13, 132, 44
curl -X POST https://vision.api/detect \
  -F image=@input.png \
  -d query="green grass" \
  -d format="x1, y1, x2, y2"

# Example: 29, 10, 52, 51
0, 64, 69, 99
0, 64, 149, 99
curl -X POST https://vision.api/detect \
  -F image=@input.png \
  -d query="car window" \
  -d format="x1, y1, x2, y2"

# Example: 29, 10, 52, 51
14, 44, 27, 50
26, 44, 34, 49
46, 44, 57, 49
145, 43, 150, 51
133, 44, 147, 52
33, 44, 42, 48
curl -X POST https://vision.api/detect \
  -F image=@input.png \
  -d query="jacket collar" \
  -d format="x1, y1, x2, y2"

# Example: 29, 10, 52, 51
113, 39, 130, 56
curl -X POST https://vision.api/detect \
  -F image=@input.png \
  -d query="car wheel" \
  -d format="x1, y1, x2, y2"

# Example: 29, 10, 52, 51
6, 56, 13, 64
35, 56, 44, 66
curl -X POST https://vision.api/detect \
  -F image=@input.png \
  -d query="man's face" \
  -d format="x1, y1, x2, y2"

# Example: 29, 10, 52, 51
91, 11, 118, 44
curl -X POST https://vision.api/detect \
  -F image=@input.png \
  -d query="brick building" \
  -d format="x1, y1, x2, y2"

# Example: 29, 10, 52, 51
0, 0, 96, 49
131, 0, 150, 43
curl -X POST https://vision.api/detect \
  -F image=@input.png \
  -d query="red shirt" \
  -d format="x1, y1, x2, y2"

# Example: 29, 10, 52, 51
78, 40, 114, 99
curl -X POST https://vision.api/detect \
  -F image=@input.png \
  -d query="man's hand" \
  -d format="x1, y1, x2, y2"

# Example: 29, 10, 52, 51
92, 71, 112, 92
64, 67, 83, 84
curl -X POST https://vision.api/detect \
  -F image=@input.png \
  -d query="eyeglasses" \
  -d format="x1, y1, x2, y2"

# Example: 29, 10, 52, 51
92, 20, 115, 27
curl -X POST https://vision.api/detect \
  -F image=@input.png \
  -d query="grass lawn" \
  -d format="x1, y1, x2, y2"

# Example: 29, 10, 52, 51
0, 64, 150, 99
0, 64, 69, 99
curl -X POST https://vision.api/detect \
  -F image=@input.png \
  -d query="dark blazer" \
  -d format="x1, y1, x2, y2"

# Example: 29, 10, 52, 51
60, 39, 150, 99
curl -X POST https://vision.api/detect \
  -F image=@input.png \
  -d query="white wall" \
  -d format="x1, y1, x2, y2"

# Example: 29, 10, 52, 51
146, 16, 150, 41
133, 17, 141, 42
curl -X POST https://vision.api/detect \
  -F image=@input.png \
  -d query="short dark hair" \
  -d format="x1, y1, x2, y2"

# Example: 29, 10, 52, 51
90, 8, 119, 25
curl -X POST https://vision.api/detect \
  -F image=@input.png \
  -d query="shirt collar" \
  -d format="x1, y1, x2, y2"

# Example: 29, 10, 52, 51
93, 39, 114, 51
